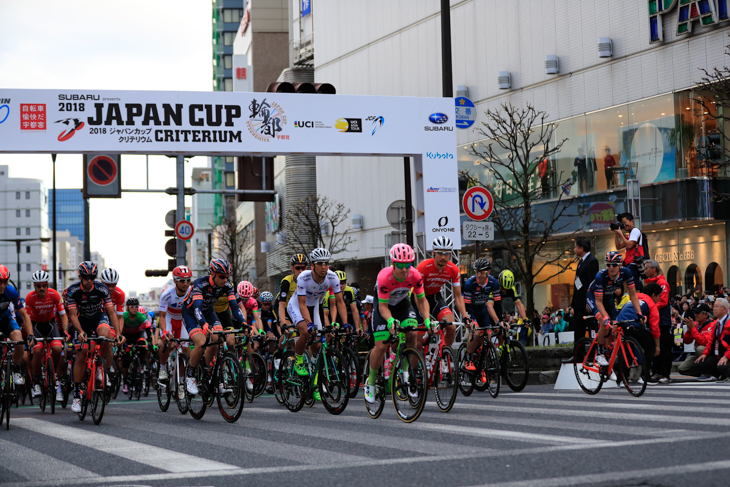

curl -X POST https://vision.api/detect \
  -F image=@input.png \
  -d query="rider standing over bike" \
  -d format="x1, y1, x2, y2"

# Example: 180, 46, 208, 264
0, 265, 35, 386
65, 261, 121, 413
181, 259, 245, 394
415, 237, 468, 350
364, 243, 430, 404
25, 270, 68, 400
461, 259, 501, 372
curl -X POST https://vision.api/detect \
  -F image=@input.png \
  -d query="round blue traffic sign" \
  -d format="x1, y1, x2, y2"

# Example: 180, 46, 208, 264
455, 97, 476, 129
175, 220, 195, 241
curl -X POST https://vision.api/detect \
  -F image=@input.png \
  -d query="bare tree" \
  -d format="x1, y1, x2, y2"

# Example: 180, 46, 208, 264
284, 193, 355, 265
460, 103, 580, 318
210, 215, 255, 286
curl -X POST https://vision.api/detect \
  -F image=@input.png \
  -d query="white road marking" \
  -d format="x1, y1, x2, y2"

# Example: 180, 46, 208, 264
13, 418, 239, 473
0, 438, 99, 481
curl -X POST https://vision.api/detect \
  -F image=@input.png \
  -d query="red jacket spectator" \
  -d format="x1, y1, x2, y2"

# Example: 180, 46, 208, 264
683, 320, 715, 347
702, 317, 730, 359
636, 292, 661, 339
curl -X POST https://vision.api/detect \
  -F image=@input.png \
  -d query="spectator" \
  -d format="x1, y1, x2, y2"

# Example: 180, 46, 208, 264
540, 314, 553, 335
564, 307, 575, 331
678, 303, 714, 378
571, 236, 599, 340
616, 283, 662, 373
614, 284, 629, 310
695, 298, 730, 382
613, 212, 645, 292
538, 154, 550, 197
553, 310, 569, 333
644, 259, 672, 384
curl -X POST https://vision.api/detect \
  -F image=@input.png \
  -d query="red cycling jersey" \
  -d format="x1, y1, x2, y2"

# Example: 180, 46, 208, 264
109, 286, 126, 315
25, 288, 66, 323
416, 259, 461, 296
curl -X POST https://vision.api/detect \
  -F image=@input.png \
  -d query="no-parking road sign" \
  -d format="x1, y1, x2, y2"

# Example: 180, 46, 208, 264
83, 154, 121, 198
462, 187, 494, 221
175, 220, 195, 241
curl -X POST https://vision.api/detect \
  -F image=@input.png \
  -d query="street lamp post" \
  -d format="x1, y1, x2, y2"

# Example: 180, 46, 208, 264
0, 237, 52, 295
51, 154, 58, 291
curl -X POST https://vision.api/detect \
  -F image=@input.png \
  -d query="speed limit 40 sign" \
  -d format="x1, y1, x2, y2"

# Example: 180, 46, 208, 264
175, 220, 195, 241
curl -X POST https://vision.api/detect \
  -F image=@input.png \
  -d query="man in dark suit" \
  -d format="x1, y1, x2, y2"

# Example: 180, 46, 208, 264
571, 236, 599, 341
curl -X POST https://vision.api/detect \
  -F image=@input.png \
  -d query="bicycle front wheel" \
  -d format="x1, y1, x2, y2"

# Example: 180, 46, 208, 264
502, 340, 529, 392
278, 351, 305, 413
175, 353, 189, 415
2, 357, 12, 429
46, 356, 56, 414
456, 343, 474, 396
344, 347, 361, 399
573, 337, 603, 395
157, 368, 171, 412
478, 341, 500, 398
362, 350, 385, 419
434, 346, 457, 413
91, 358, 107, 425
249, 352, 267, 398
186, 362, 207, 420
217, 353, 244, 423
618, 336, 648, 397
318, 348, 349, 415
128, 356, 140, 400
391, 348, 427, 423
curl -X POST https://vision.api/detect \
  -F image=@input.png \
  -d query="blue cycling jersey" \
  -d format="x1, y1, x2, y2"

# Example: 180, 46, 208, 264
588, 267, 635, 299
463, 275, 500, 308
0, 285, 23, 321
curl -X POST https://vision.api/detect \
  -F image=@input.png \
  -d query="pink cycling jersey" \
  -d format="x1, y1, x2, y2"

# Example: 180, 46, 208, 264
376, 266, 425, 306
241, 296, 259, 314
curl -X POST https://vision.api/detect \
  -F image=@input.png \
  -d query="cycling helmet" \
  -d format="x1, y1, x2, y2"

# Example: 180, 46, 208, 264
172, 265, 192, 281
432, 236, 454, 251
237, 280, 254, 298
336, 270, 347, 281
473, 258, 492, 272
260, 291, 274, 303
291, 253, 309, 266
209, 259, 232, 277
100, 268, 119, 284
498, 270, 515, 289
310, 248, 331, 263
0, 265, 9, 280
31, 270, 50, 283
126, 297, 139, 306
605, 251, 623, 265
389, 243, 415, 263
138, 306, 146, 315
78, 261, 98, 279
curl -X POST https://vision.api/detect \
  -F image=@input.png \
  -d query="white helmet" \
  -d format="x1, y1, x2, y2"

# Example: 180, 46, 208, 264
309, 248, 331, 262
100, 268, 119, 284
432, 236, 454, 251
31, 270, 50, 283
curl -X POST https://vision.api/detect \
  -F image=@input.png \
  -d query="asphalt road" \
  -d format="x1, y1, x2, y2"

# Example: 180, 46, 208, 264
1, 381, 729, 487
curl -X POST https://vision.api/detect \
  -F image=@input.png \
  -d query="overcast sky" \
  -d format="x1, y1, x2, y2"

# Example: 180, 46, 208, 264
0, 0, 213, 294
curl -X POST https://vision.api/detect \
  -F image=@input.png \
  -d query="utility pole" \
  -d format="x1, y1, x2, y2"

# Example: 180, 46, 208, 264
176, 155, 186, 266
51, 154, 57, 290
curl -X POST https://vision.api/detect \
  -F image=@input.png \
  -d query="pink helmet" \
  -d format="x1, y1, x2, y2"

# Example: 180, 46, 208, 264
237, 280, 254, 298
390, 243, 415, 263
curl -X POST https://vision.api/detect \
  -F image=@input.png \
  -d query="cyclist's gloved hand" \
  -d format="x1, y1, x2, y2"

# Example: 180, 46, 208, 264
387, 317, 396, 332
152, 345, 159, 352
259, 328, 266, 336
26, 334, 36, 347
202, 323, 210, 336
343, 323, 351, 331
307, 322, 317, 334
425, 318, 432, 332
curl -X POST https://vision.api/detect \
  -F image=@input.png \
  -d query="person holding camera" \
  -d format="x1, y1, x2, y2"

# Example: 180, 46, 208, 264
612, 212, 644, 292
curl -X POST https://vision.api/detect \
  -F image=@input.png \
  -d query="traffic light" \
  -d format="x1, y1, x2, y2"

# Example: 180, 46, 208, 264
145, 269, 169, 277
145, 230, 177, 277
265, 82, 336, 94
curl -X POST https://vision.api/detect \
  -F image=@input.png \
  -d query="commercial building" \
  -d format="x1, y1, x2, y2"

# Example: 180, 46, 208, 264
314, 0, 730, 305
0, 165, 50, 297
55, 230, 84, 290
47, 189, 85, 241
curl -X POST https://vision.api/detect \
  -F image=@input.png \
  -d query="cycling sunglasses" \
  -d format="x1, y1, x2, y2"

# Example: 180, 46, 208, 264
175, 279, 191, 283
34, 283, 49, 289
314, 261, 330, 267
394, 262, 412, 269
293, 266, 306, 271
434, 251, 451, 256
606, 263, 621, 268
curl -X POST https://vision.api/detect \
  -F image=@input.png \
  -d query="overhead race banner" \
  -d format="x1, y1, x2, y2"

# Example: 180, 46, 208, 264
0, 89, 459, 248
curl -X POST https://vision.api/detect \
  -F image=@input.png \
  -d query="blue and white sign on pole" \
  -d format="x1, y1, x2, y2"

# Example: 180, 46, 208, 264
302, 0, 311, 16
175, 220, 195, 241
455, 96, 476, 129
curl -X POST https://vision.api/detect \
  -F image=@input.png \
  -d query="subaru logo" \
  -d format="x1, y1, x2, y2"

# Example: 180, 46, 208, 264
429, 113, 448, 124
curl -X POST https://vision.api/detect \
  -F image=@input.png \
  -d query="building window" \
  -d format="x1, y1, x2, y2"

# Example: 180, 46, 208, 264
15, 192, 20, 200
223, 55, 232, 69
25, 228, 30, 235
225, 172, 235, 187
224, 78, 233, 91
26, 246, 30, 253
25, 191, 30, 199
223, 8, 243, 23
26, 282, 31, 290
16, 210, 20, 217
25, 209, 30, 217
223, 32, 235, 46
16, 228, 21, 236
26, 264, 30, 272
225, 156, 235, 163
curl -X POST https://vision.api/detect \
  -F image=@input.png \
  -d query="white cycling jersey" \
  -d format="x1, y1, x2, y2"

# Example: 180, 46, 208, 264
159, 287, 188, 339
286, 270, 341, 329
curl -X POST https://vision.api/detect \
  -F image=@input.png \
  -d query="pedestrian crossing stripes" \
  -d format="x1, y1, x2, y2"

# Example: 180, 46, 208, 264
1, 384, 728, 487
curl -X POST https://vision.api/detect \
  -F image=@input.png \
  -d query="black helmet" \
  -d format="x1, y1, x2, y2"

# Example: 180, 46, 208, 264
126, 297, 139, 306
209, 259, 232, 277
473, 258, 492, 272
78, 261, 98, 279
291, 253, 309, 266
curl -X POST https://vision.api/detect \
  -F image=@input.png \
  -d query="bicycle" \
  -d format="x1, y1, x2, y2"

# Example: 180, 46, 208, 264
271, 324, 297, 405
34, 337, 62, 414
573, 319, 649, 397
239, 332, 268, 401
58, 341, 75, 409
457, 324, 501, 398
492, 326, 530, 392
331, 325, 363, 399
0, 334, 25, 430
420, 320, 458, 413
363, 321, 428, 423
186, 329, 244, 422
124, 342, 149, 401
278, 325, 349, 415
76, 336, 116, 424
157, 337, 190, 414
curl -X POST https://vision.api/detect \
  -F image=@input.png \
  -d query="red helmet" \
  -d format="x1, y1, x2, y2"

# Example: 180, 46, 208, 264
0, 265, 9, 280
389, 243, 415, 263
237, 281, 254, 298
172, 265, 192, 281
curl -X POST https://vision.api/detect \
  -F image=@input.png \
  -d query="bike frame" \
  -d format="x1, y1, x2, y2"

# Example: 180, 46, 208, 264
578, 324, 638, 376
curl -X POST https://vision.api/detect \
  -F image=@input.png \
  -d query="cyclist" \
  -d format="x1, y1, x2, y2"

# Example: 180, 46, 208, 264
275, 254, 309, 329
287, 248, 349, 381
157, 265, 192, 381
364, 243, 430, 404
416, 237, 468, 349
612, 283, 662, 368
25, 270, 68, 400
258, 291, 279, 353
100, 268, 123, 376
587, 251, 643, 366
461, 259, 501, 373
181, 259, 245, 394
237, 280, 264, 350
120, 297, 151, 394
66, 261, 121, 413
324, 270, 362, 334
0, 265, 34, 385
494, 270, 531, 345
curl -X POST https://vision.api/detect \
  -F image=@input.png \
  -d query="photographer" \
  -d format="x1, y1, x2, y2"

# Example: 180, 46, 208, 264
612, 212, 644, 292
